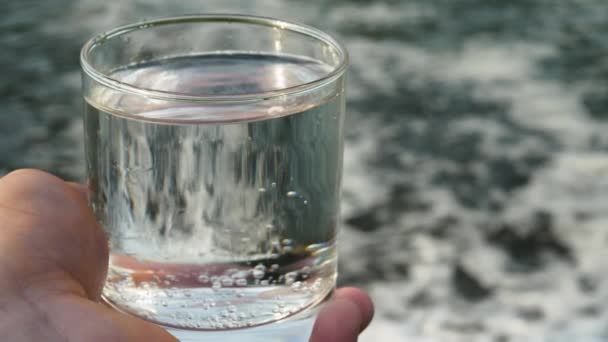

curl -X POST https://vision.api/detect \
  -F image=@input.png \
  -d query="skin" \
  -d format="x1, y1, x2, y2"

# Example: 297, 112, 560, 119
0, 169, 373, 342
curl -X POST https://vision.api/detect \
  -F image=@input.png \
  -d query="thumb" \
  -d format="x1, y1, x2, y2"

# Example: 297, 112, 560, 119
0, 169, 178, 342
0, 169, 108, 300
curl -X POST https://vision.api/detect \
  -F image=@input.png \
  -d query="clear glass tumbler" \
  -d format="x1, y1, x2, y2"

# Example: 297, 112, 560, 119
80, 14, 347, 341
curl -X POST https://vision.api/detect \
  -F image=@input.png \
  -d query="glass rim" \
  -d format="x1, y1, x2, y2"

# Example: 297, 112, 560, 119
80, 14, 349, 103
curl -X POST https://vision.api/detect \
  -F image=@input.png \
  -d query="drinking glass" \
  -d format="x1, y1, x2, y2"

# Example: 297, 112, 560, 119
80, 14, 347, 341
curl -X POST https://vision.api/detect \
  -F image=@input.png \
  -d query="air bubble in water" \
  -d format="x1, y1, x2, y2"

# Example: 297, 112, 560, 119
287, 191, 298, 197
255, 264, 266, 272
231, 270, 249, 279
221, 276, 234, 287
198, 275, 209, 283
235, 278, 247, 286
253, 264, 266, 279
285, 272, 298, 286
253, 269, 265, 279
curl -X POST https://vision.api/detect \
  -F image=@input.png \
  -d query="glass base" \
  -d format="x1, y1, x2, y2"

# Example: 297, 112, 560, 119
164, 306, 320, 342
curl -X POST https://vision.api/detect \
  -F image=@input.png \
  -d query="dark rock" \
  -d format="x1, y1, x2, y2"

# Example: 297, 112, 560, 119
579, 305, 600, 317
442, 320, 485, 334
452, 264, 493, 301
388, 183, 431, 213
582, 88, 608, 120
338, 249, 409, 286
429, 215, 460, 238
574, 211, 593, 222
408, 291, 434, 307
517, 307, 544, 321
487, 210, 573, 272
578, 275, 598, 293
393, 261, 410, 276
495, 335, 510, 342
345, 210, 382, 232
365, 258, 410, 281
345, 183, 430, 232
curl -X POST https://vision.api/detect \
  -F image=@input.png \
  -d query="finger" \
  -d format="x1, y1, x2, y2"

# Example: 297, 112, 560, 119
66, 181, 89, 201
0, 169, 108, 300
334, 287, 374, 331
37, 292, 179, 342
309, 288, 374, 342
310, 298, 362, 342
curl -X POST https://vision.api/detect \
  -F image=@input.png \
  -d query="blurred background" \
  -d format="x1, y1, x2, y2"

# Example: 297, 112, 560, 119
3, 0, 608, 341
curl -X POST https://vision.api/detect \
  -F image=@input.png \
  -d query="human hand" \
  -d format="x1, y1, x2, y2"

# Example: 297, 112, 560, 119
0, 169, 373, 341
